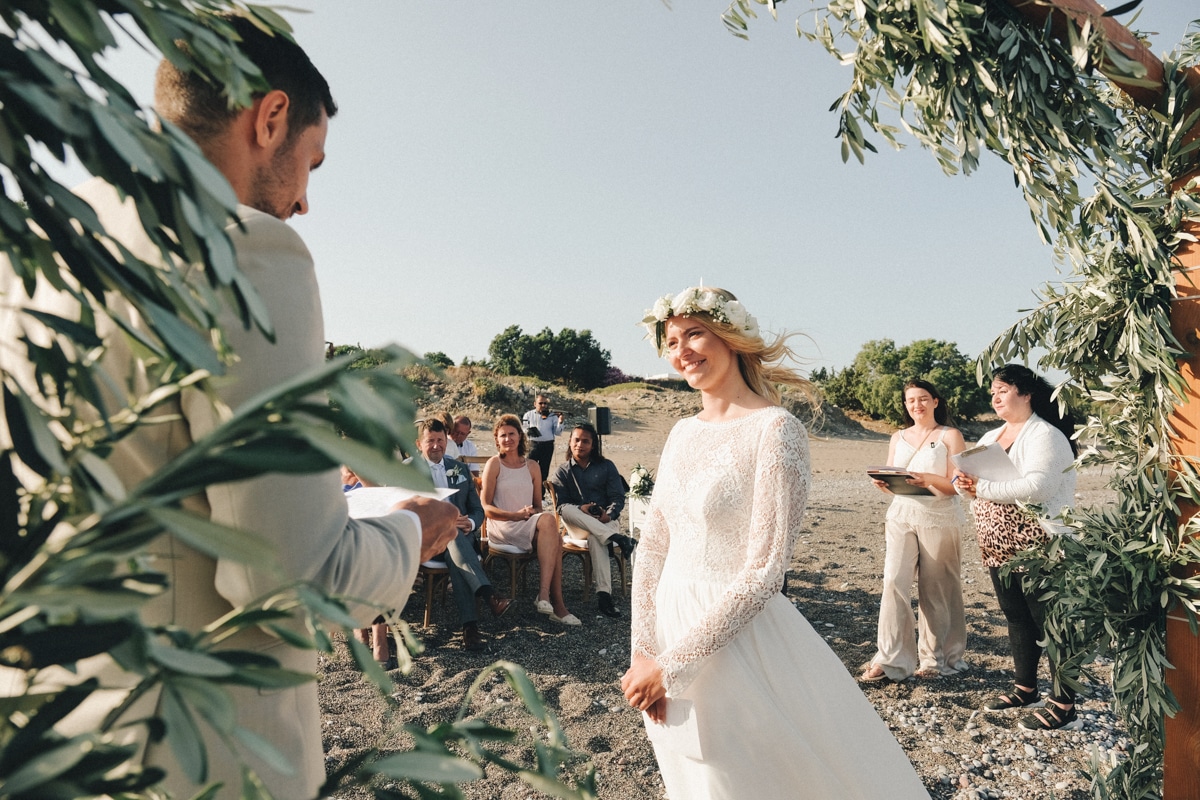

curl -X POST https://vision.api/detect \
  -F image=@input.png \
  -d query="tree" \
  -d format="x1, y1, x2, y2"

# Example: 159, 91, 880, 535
487, 325, 612, 390
817, 339, 988, 425
424, 351, 454, 368
0, 6, 594, 798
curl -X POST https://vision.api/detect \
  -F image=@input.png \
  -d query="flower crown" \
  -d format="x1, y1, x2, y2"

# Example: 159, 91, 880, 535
641, 287, 760, 355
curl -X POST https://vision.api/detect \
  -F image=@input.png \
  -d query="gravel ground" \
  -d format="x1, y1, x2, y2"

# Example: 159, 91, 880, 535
318, 399, 1123, 799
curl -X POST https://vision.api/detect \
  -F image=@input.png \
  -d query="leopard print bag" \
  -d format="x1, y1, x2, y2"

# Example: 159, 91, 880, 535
971, 498, 1048, 568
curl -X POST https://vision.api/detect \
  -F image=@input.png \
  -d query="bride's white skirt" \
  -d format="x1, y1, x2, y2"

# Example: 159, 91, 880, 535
647, 568, 931, 800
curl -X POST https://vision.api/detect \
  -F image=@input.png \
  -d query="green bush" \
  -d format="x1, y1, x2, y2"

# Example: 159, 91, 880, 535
488, 325, 612, 390
814, 340, 989, 425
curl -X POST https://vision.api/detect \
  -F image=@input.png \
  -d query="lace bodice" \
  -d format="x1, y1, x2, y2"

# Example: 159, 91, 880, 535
630, 406, 810, 695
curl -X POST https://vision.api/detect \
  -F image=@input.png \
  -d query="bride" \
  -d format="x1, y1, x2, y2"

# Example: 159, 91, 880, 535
621, 287, 930, 799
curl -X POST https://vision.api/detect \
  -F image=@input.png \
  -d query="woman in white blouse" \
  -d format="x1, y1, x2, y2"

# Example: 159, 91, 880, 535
955, 364, 1079, 731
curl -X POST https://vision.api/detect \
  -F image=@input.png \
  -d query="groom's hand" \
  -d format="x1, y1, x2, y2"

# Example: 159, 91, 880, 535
391, 496, 458, 561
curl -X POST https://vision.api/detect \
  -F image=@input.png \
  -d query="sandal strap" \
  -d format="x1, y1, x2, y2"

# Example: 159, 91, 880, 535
999, 688, 1034, 705
1029, 703, 1074, 728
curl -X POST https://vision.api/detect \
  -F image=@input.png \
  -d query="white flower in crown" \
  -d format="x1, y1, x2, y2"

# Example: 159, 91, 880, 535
640, 286, 762, 354
651, 295, 673, 321
723, 300, 748, 327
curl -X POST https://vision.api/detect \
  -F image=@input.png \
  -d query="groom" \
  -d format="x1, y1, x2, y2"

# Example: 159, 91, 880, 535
416, 418, 511, 650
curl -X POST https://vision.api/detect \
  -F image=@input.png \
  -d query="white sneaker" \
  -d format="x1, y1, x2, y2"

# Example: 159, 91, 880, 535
551, 613, 582, 626
534, 599, 554, 615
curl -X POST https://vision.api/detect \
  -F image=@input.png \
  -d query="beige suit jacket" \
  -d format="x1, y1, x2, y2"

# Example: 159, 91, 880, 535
0, 179, 421, 799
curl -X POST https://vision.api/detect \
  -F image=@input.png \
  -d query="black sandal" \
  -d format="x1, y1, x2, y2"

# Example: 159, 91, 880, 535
1019, 702, 1083, 731
983, 686, 1042, 711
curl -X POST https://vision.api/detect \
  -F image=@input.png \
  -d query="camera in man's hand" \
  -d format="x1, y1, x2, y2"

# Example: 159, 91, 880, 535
586, 504, 604, 518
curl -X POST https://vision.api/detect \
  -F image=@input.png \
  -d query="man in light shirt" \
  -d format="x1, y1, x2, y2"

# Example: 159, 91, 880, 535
522, 393, 564, 480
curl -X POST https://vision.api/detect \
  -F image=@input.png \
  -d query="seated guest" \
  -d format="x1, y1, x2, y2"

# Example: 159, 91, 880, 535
481, 414, 580, 625
435, 410, 460, 458
552, 423, 637, 618
452, 414, 482, 474
415, 418, 512, 650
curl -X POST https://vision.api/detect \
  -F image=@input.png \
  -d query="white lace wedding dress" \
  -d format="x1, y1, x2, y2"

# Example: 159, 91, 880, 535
631, 407, 930, 799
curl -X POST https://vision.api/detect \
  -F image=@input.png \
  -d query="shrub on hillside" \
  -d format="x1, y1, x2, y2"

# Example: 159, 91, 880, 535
472, 376, 520, 408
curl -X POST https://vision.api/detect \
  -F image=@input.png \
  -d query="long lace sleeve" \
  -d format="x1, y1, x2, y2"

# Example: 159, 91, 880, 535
630, 434, 676, 661
656, 413, 810, 696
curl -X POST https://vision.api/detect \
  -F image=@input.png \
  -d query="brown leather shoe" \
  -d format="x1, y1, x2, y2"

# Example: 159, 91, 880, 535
462, 623, 485, 652
487, 594, 512, 618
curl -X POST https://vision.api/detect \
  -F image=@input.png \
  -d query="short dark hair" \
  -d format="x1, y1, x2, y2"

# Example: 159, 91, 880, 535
155, 14, 337, 147
900, 379, 949, 427
416, 418, 447, 437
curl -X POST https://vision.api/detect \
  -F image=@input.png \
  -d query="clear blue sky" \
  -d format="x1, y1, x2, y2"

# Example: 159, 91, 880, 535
103, 3, 1198, 379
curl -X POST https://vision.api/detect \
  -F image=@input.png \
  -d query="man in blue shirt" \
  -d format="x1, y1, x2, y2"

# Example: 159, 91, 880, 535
552, 423, 636, 618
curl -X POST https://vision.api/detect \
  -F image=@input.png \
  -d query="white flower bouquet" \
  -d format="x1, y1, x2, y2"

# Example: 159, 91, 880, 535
628, 464, 655, 498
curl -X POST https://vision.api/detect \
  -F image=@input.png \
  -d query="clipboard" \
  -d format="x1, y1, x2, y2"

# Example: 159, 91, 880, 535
866, 467, 934, 496
950, 443, 1021, 482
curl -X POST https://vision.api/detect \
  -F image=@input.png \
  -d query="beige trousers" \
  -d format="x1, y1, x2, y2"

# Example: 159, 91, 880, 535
872, 516, 968, 680
560, 504, 622, 594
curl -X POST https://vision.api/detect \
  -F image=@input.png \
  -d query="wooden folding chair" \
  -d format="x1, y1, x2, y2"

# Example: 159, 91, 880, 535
545, 482, 597, 600
416, 558, 450, 628
459, 454, 489, 491
480, 519, 536, 597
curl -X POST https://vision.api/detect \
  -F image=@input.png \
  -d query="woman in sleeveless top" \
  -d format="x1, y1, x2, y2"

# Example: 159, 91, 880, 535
861, 379, 968, 682
480, 414, 580, 625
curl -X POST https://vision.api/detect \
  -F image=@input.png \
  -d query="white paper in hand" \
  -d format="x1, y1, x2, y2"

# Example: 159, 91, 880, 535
344, 486, 455, 519
951, 443, 1021, 482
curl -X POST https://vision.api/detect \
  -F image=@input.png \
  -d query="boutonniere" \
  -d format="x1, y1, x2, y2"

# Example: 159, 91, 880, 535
446, 464, 466, 484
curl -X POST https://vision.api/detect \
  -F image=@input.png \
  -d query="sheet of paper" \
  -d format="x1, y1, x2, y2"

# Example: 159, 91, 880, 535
344, 486, 455, 519
951, 442, 1022, 482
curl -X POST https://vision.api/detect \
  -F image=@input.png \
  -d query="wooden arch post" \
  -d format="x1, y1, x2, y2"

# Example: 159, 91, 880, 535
998, 2, 1200, 796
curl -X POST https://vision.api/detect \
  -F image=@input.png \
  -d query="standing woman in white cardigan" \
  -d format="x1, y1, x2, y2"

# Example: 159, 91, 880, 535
955, 364, 1079, 730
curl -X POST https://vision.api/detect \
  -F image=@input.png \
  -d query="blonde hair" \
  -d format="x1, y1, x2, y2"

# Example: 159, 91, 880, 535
668, 288, 818, 407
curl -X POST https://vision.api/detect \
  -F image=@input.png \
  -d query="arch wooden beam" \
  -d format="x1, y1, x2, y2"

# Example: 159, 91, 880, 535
1000, 2, 1200, 797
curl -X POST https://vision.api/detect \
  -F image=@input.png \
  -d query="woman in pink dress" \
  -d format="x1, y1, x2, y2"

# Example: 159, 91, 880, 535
480, 414, 579, 625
